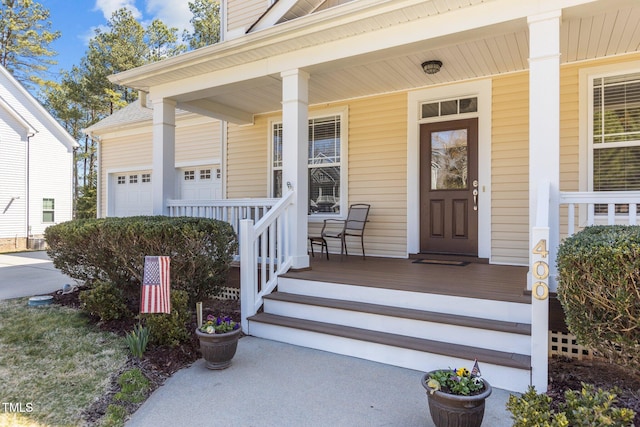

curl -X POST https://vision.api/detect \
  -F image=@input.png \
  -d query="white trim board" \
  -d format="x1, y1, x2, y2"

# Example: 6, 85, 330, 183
407, 79, 492, 259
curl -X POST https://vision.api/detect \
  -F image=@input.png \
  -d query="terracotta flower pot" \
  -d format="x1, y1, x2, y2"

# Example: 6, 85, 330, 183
421, 371, 492, 427
196, 327, 241, 370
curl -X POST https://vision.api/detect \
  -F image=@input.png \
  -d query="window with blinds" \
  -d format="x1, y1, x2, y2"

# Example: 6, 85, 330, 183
272, 115, 342, 215
592, 72, 640, 214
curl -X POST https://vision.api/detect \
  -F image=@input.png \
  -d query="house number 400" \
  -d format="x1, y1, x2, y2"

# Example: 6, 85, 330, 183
532, 239, 549, 301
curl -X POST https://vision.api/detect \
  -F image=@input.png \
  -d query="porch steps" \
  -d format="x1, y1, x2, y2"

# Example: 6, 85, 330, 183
249, 312, 530, 371
247, 278, 533, 392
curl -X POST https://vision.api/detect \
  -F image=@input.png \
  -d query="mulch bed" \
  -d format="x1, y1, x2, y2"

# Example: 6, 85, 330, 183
548, 356, 640, 425
52, 288, 639, 425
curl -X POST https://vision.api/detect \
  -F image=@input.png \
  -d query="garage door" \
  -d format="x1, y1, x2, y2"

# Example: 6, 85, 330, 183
112, 172, 153, 217
180, 166, 222, 200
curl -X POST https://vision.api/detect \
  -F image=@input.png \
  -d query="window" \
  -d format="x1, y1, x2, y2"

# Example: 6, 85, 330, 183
117, 176, 126, 184
129, 174, 138, 184
184, 170, 195, 181
272, 114, 344, 215
200, 169, 211, 180
42, 198, 55, 223
421, 97, 477, 119
590, 71, 640, 213
142, 173, 151, 183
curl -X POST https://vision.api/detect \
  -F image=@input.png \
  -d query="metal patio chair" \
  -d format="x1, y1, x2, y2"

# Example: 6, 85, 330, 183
314, 203, 370, 259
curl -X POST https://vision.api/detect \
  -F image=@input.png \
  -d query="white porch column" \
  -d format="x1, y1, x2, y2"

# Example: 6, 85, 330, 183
529, 11, 560, 289
281, 69, 310, 269
152, 98, 176, 215
528, 10, 560, 393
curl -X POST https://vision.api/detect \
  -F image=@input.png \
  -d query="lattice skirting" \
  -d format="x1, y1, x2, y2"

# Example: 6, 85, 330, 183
548, 331, 597, 360
214, 286, 240, 300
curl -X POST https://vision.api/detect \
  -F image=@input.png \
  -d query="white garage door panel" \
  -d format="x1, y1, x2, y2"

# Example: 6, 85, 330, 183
112, 172, 153, 217
180, 167, 222, 200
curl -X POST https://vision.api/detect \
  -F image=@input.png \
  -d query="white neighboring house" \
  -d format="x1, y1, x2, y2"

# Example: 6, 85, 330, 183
0, 65, 77, 252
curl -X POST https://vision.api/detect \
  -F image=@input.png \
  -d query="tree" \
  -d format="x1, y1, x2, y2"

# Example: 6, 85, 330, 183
145, 19, 186, 62
0, 0, 60, 91
183, 0, 220, 50
44, 7, 194, 219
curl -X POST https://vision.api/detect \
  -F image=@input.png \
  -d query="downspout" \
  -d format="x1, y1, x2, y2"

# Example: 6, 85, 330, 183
26, 132, 35, 248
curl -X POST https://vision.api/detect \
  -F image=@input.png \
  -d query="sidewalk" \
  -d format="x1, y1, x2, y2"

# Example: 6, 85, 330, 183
126, 337, 515, 427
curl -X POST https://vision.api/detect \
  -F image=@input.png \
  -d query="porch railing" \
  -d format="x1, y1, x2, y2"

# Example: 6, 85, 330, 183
167, 198, 278, 257
558, 191, 640, 236
240, 190, 295, 333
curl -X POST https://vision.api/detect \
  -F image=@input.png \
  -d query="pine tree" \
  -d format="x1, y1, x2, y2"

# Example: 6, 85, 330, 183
0, 0, 60, 90
183, 0, 220, 50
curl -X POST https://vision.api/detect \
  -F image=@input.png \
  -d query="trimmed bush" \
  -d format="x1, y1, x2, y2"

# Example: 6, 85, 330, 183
142, 290, 191, 347
507, 384, 635, 426
45, 216, 238, 306
556, 225, 640, 371
79, 280, 131, 321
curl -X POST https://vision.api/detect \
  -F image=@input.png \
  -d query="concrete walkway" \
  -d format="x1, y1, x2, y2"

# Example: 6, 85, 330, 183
126, 337, 516, 427
0, 251, 76, 300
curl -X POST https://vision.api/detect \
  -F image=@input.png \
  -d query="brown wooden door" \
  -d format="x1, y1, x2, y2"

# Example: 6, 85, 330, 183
420, 119, 478, 256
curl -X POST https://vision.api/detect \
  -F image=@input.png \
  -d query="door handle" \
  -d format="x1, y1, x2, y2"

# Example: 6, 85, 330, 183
473, 189, 478, 211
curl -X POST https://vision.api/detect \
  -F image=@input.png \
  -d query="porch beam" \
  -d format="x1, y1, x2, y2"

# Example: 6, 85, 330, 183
151, 98, 176, 215
281, 69, 310, 269
177, 99, 253, 125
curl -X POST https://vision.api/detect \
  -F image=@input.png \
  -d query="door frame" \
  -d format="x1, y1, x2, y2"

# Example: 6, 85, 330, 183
407, 79, 492, 259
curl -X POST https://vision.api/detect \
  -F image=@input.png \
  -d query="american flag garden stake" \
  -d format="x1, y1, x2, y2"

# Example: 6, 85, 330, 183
140, 256, 171, 314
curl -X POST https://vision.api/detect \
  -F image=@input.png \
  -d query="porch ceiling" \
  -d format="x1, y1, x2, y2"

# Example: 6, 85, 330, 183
113, 0, 640, 123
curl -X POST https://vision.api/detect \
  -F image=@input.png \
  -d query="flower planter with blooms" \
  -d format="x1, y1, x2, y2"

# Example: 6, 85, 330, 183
196, 315, 241, 370
421, 362, 492, 427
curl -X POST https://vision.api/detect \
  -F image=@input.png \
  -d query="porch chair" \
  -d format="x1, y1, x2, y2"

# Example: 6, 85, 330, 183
314, 203, 370, 259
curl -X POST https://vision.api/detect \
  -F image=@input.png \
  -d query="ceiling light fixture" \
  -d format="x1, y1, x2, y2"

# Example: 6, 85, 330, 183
421, 60, 443, 75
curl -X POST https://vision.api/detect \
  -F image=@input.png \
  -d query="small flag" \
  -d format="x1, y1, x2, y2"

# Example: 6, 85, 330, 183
471, 359, 481, 377
140, 256, 171, 314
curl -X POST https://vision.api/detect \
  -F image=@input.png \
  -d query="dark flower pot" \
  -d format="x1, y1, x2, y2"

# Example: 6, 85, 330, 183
421, 371, 492, 427
196, 327, 241, 370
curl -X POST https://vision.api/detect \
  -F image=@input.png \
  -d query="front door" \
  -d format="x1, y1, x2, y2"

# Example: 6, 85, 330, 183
420, 119, 478, 255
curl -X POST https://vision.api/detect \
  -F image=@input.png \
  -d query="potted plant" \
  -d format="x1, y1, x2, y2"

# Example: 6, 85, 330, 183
420, 362, 492, 427
196, 314, 242, 370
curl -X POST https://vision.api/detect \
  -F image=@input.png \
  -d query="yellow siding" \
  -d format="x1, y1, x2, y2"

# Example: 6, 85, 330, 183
226, 93, 408, 257
175, 120, 220, 164
227, 0, 268, 33
491, 72, 529, 265
340, 93, 407, 258
226, 116, 269, 198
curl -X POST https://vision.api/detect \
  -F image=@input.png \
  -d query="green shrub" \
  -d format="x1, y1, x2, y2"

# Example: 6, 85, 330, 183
143, 290, 191, 347
79, 280, 131, 321
556, 225, 640, 370
507, 384, 635, 427
114, 368, 150, 404
45, 216, 238, 306
101, 404, 127, 427
125, 324, 149, 359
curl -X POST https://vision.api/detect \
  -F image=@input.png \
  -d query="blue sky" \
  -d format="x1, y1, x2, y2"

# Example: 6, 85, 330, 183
42, 0, 194, 79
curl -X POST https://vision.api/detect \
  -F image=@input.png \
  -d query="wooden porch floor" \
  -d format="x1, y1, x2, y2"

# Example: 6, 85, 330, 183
281, 255, 530, 304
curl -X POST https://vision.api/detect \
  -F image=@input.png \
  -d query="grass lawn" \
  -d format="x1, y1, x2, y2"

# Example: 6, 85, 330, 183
0, 298, 128, 427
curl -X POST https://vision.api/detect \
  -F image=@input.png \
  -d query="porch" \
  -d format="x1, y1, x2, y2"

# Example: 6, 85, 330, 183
284, 254, 529, 305
247, 254, 533, 392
